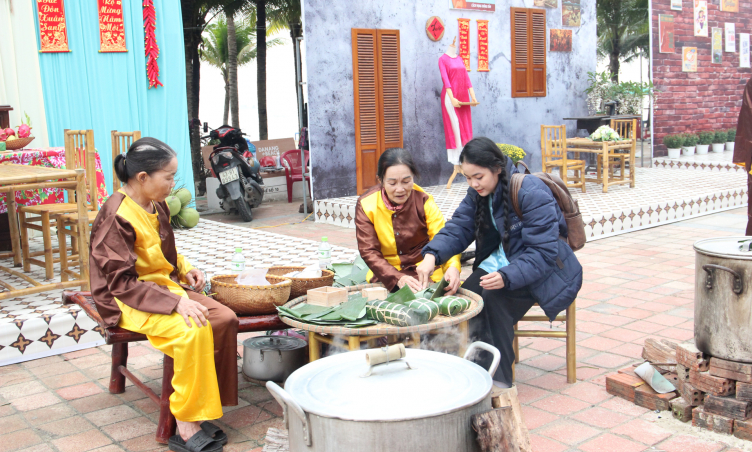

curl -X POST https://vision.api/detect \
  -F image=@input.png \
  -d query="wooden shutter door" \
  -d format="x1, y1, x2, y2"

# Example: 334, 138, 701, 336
377, 30, 403, 153
531, 10, 547, 96
511, 8, 530, 98
352, 29, 380, 194
352, 29, 403, 194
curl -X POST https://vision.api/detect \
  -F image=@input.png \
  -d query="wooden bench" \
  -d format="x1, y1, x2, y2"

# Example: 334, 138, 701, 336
62, 291, 287, 444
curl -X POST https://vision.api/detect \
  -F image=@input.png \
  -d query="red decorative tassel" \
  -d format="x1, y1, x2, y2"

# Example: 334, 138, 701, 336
143, 0, 163, 88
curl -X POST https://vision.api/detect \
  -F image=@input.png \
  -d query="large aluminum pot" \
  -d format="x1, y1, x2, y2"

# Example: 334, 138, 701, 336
267, 342, 500, 452
242, 335, 307, 382
694, 237, 752, 362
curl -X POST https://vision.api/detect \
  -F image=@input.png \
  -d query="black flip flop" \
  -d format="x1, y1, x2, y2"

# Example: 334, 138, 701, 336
169, 430, 222, 452
200, 421, 228, 445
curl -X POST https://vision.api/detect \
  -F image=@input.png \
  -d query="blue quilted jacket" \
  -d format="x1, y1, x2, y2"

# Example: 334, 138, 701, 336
423, 159, 583, 320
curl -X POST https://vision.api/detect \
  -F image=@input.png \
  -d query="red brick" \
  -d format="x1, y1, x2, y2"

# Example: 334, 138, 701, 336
571, 406, 635, 429
52, 430, 112, 452
530, 394, 591, 416
519, 405, 559, 430
0, 429, 43, 452
579, 433, 648, 452
653, 434, 725, 452
538, 420, 601, 446
611, 418, 673, 445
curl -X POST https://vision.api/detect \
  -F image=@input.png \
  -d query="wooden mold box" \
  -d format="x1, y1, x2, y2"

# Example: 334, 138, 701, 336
307, 286, 348, 307
362, 287, 388, 301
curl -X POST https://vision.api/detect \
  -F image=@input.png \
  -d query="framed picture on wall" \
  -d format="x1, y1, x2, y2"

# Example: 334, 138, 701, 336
671, 0, 682, 10
683, 47, 698, 72
562, 0, 581, 27
726, 23, 736, 52
712, 28, 723, 63
721, 0, 739, 12
659, 15, 675, 53
694, 0, 708, 37
534, 0, 558, 8
450, 0, 495, 12
740, 33, 750, 68
550, 29, 572, 51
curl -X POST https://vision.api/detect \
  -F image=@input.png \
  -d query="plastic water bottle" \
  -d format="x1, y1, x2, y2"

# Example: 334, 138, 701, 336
231, 247, 246, 272
318, 237, 331, 269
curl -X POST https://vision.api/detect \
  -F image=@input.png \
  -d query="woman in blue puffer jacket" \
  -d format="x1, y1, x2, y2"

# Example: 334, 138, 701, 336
417, 137, 582, 388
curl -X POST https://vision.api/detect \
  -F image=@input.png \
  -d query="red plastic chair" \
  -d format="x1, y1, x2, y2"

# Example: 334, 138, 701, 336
281, 149, 311, 203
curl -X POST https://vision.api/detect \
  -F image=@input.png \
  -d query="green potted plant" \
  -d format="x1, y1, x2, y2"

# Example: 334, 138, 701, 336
712, 130, 727, 153
682, 133, 698, 156
697, 131, 713, 155
663, 134, 683, 159
727, 128, 736, 152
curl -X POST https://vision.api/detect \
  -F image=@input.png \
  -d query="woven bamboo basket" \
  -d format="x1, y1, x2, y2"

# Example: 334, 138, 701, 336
211, 274, 292, 315
265, 266, 335, 301
3, 137, 34, 151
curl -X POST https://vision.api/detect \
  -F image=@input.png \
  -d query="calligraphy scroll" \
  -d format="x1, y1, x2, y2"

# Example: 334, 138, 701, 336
37, 0, 70, 53
458, 18, 471, 71
477, 20, 489, 72
98, 0, 127, 52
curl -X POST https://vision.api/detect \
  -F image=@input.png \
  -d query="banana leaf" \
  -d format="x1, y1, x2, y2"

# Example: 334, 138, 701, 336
404, 298, 440, 321
366, 300, 427, 326
435, 296, 472, 317
385, 285, 417, 304
329, 263, 353, 278
430, 278, 449, 301
318, 297, 367, 322
291, 304, 330, 316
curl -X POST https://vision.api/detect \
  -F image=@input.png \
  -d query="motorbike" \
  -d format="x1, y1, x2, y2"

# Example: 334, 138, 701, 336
203, 124, 264, 222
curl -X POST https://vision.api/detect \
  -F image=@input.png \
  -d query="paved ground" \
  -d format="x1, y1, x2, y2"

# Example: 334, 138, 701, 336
1, 206, 751, 452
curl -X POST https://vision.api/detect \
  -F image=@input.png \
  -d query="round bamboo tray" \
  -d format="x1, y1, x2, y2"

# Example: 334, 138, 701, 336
279, 283, 484, 336
265, 266, 335, 300
3, 137, 34, 151
211, 274, 292, 315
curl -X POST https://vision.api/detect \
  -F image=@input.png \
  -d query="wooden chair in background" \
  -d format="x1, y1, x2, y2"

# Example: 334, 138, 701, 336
54, 142, 101, 283
111, 131, 141, 192
18, 130, 96, 280
540, 125, 586, 193
513, 301, 577, 384
604, 118, 637, 183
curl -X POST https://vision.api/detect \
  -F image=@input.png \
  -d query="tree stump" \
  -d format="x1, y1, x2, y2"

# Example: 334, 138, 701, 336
492, 386, 532, 452
472, 407, 522, 452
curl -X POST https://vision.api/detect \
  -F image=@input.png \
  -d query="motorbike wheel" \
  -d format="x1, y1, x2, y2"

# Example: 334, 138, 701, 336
236, 198, 254, 222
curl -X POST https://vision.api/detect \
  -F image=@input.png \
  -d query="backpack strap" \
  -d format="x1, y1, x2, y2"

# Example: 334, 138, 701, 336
510, 173, 525, 220
515, 160, 532, 175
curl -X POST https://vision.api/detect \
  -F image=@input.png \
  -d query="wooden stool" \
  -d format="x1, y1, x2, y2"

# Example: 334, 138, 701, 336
512, 301, 576, 383
63, 291, 287, 444
446, 165, 463, 189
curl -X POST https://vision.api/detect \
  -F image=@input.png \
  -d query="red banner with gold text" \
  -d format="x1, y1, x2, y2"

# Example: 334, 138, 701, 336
37, 0, 70, 53
477, 20, 489, 72
458, 18, 471, 71
98, 0, 127, 52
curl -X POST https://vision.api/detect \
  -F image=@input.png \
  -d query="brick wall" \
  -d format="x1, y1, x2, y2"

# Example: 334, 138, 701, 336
652, 0, 751, 156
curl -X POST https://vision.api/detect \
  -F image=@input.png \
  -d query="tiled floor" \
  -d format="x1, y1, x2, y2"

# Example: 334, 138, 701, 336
0, 219, 357, 367
653, 150, 742, 173
0, 207, 750, 452
315, 165, 748, 242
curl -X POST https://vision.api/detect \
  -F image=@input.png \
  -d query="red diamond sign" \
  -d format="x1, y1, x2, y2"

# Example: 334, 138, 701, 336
426, 16, 445, 41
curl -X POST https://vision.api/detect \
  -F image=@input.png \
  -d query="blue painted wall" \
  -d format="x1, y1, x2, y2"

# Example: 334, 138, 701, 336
34, 0, 194, 198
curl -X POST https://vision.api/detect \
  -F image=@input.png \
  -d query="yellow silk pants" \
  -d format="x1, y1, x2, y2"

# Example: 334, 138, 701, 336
117, 300, 223, 422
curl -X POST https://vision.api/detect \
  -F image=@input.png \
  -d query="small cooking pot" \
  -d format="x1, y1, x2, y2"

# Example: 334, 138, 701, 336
267, 342, 500, 452
242, 335, 307, 382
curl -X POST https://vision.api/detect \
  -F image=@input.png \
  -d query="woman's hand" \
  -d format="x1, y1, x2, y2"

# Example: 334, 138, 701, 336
176, 296, 209, 327
450, 96, 461, 109
416, 254, 437, 289
398, 275, 422, 293
443, 267, 461, 296
185, 269, 205, 292
479, 272, 505, 291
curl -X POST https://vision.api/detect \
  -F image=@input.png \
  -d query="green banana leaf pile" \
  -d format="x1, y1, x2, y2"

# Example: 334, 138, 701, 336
434, 296, 472, 317
404, 298, 440, 321
329, 256, 371, 287
277, 293, 378, 328
365, 300, 426, 326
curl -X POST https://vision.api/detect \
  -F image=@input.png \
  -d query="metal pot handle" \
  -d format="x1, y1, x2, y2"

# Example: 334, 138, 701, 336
266, 381, 311, 446
702, 264, 744, 295
463, 341, 501, 377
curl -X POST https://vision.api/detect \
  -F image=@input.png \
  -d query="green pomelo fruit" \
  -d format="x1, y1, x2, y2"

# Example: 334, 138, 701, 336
166, 196, 181, 217
175, 188, 192, 207
177, 208, 200, 228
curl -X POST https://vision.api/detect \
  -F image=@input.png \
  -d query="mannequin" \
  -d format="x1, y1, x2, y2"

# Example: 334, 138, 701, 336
440, 37, 478, 187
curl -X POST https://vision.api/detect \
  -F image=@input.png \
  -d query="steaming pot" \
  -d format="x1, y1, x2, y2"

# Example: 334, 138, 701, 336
694, 237, 752, 362
267, 342, 500, 452
242, 335, 307, 382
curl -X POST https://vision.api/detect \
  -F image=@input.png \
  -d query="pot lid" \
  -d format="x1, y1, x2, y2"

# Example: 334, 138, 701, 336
694, 237, 752, 260
243, 336, 306, 351
284, 349, 492, 421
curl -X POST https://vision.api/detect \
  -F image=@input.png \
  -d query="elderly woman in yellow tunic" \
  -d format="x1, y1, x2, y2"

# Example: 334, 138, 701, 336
355, 148, 462, 293
89, 138, 236, 452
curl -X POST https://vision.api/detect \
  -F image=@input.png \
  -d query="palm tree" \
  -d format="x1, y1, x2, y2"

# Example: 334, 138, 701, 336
597, 0, 649, 82
200, 12, 282, 126
267, 0, 303, 128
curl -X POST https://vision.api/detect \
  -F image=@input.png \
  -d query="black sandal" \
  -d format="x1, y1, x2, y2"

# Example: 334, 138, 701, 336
200, 422, 228, 445
169, 430, 222, 452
